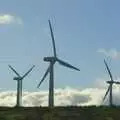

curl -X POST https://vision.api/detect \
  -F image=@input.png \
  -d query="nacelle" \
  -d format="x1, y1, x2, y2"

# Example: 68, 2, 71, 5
106, 81, 114, 84
44, 57, 56, 62
13, 77, 22, 80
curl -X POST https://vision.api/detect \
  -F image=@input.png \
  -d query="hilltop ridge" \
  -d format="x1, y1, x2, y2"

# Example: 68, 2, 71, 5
0, 106, 120, 120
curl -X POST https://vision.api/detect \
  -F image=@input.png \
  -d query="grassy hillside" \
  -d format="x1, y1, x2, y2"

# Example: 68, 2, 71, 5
0, 106, 120, 120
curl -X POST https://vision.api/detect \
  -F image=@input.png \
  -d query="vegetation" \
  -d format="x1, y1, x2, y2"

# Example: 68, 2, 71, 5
0, 106, 120, 120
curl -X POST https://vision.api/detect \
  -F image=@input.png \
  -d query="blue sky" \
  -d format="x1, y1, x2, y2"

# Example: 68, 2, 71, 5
0, 0, 120, 91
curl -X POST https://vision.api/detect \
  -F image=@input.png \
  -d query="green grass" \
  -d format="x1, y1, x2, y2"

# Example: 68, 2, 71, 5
0, 106, 120, 120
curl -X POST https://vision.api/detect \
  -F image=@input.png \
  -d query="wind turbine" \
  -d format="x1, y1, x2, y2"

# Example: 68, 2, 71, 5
103, 59, 120, 106
37, 20, 80, 108
9, 65, 35, 107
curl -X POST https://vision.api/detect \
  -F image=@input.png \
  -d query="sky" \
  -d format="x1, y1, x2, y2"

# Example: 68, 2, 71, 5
0, 0, 120, 93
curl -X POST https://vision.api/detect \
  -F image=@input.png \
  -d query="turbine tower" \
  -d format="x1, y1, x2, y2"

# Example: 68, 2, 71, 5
103, 59, 120, 106
37, 20, 80, 108
9, 65, 35, 107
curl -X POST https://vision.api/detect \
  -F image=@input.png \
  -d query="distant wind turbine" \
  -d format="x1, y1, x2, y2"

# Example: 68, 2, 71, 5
9, 65, 35, 107
103, 59, 120, 106
37, 20, 80, 108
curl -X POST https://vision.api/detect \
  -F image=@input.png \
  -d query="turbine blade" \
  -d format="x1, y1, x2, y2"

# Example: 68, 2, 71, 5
8, 65, 21, 77
22, 65, 35, 79
48, 20, 57, 57
104, 59, 113, 81
103, 85, 110, 102
57, 58, 80, 71
37, 65, 50, 88
113, 81, 120, 84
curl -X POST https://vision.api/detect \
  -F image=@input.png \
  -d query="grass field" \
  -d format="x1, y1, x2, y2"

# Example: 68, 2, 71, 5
0, 106, 120, 120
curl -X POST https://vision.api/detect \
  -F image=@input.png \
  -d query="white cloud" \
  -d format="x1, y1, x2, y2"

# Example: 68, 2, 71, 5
0, 14, 23, 25
0, 82, 120, 107
0, 77, 120, 107
98, 48, 120, 60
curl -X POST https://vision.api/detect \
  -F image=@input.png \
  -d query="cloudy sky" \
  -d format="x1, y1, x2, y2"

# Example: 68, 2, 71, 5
0, 0, 120, 106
